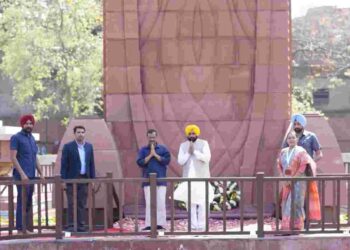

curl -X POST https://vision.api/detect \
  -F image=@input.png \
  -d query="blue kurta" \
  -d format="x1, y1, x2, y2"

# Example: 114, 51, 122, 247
10, 130, 38, 179
136, 144, 171, 187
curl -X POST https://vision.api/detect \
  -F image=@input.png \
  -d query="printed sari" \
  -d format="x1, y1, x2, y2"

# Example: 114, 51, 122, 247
277, 146, 321, 230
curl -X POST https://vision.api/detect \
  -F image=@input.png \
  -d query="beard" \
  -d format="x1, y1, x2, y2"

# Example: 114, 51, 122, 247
76, 137, 84, 143
23, 127, 32, 133
187, 137, 197, 142
294, 128, 303, 133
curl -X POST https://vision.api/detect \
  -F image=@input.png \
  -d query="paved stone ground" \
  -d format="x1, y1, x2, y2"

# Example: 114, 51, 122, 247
114, 217, 277, 233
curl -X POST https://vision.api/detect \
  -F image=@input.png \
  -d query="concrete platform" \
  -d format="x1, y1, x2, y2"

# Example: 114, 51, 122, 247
1, 234, 350, 250
123, 203, 275, 220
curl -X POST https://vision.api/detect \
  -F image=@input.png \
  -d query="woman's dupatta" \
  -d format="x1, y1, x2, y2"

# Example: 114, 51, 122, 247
278, 148, 321, 221
300, 153, 321, 221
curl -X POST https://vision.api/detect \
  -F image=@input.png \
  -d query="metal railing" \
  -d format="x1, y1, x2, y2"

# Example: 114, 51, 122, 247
0, 163, 55, 236
40, 163, 55, 178
1, 172, 350, 240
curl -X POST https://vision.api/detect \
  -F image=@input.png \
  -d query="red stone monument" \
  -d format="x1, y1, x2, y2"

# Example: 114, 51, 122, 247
103, 0, 291, 204
55, 0, 345, 208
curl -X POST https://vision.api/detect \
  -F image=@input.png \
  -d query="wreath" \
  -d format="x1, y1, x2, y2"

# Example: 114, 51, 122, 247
210, 181, 240, 211
173, 181, 241, 211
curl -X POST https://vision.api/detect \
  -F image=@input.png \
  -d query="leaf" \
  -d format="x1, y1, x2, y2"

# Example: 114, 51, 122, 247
0, 0, 103, 122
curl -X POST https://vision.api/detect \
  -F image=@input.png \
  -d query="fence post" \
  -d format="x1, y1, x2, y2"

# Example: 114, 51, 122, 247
149, 173, 157, 238
256, 172, 264, 238
54, 175, 63, 239
51, 162, 55, 177
106, 172, 114, 228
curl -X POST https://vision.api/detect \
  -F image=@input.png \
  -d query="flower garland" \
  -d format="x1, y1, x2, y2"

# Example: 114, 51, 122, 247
173, 181, 241, 211
210, 181, 241, 211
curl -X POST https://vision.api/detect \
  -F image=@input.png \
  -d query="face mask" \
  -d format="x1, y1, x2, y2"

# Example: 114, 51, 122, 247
294, 128, 302, 133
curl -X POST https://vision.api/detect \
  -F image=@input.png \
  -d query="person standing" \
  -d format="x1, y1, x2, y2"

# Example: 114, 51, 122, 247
10, 114, 44, 233
136, 129, 171, 231
278, 131, 321, 231
60, 125, 96, 232
174, 124, 214, 230
284, 114, 323, 162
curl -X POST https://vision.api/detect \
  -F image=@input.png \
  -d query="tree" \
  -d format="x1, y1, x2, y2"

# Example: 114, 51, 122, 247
0, 0, 103, 123
292, 6, 350, 114
291, 77, 344, 115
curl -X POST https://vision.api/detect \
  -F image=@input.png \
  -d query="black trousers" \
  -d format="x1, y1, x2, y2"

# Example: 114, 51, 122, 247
66, 175, 88, 230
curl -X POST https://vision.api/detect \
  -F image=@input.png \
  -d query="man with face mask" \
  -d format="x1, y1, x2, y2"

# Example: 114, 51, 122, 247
174, 124, 214, 230
10, 114, 44, 233
283, 114, 323, 162
136, 129, 171, 231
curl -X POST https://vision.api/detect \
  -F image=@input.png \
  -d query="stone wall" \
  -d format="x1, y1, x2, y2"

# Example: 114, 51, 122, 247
103, 0, 291, 203
1, 235, 350, 250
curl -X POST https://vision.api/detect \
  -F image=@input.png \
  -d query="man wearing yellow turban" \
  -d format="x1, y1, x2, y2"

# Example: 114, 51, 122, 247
184, 124, 201, 139
174, 124, 214, 230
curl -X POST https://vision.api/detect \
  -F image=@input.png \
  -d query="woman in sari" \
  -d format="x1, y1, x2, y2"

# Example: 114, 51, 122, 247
277, 131, 321, 230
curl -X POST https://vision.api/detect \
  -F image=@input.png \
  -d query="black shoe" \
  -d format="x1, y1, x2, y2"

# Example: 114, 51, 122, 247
77, 228, 86, 232
65, 225, 74, 231
142, 226, 151, 231
157, 225, 165, 230
65, 227, 74, 232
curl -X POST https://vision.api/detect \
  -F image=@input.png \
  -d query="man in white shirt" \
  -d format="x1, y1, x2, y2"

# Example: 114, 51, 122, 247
175, 124, 214, 230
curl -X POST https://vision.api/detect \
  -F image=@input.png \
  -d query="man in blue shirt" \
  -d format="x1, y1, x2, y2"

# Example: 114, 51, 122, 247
136, 129, 171, 231
10, 114, 44, 233
284, 114, 323, 162
61, 125, 96, 232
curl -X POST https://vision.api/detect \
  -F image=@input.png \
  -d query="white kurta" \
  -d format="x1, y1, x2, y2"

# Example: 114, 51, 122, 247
174, 139, 214, 205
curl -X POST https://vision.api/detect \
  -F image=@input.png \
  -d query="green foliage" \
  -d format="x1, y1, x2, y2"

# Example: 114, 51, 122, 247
292, 7, 349, 114
292, 77, 345, 114
0, 0, 103, 122
292, 81, 316, 115
33, 214, 56, 226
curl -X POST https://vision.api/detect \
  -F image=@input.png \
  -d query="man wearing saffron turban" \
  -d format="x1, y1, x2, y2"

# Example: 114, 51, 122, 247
174, 124, 214, 230
10, 114, 44, 233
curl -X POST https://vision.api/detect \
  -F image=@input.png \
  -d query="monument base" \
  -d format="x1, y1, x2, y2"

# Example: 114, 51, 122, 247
2, 234, 350, 250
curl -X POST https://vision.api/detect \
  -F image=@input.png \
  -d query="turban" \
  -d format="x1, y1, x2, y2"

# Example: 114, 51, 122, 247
185, 124, 201, 136
20, 114, 35, 127
291, 114, 307, 128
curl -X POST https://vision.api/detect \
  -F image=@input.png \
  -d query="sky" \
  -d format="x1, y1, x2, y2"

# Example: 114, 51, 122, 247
292, 0, 350, 18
